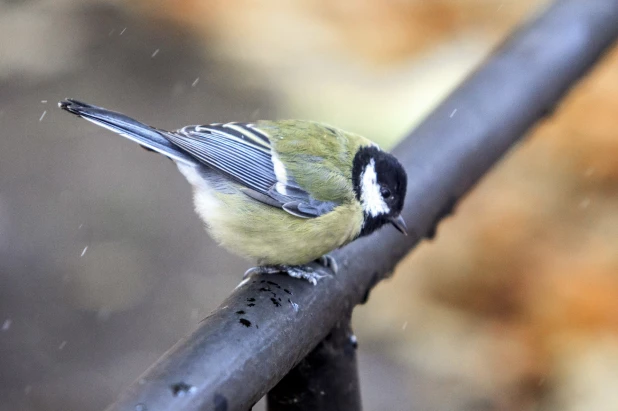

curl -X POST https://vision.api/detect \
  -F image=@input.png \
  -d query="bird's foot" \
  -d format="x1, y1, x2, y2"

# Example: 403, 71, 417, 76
244, 261, 334, 286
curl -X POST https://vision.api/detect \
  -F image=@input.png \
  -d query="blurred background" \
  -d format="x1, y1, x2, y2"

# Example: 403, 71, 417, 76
1, 0, 618, 410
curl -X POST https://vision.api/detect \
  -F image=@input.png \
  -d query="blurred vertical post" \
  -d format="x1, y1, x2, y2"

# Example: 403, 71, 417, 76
267, 317, 361, 411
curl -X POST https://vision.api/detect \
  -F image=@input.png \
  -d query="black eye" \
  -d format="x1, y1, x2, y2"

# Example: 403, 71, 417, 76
380, 187, 392, 199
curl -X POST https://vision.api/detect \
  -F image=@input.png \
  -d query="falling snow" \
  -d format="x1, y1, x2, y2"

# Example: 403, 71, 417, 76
39, 111, 47, 121
192, 77, 200, 87
80, 246, 88, 257
151, 49, 160, 58
2, 319, 11, 331
450, 109, 457, 118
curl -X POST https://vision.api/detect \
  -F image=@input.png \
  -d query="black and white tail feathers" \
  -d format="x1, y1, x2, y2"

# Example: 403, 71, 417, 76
58, 99, 195, 165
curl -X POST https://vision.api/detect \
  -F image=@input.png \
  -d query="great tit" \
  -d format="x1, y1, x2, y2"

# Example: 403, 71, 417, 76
59, 99, 407, 284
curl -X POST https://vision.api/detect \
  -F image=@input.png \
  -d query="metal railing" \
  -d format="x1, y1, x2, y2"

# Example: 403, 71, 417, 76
105, 0, 618, 409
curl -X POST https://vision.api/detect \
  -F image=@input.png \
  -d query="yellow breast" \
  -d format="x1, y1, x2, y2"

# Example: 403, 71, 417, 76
192, 186, 363, 265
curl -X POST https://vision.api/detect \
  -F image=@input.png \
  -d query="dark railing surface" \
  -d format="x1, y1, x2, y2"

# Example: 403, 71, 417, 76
105, 0, 618, 410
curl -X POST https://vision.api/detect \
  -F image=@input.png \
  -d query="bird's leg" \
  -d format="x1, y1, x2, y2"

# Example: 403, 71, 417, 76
244, 263, 333, 286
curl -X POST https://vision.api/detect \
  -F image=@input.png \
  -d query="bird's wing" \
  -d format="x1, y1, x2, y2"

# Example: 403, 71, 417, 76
165, 123, 337, 218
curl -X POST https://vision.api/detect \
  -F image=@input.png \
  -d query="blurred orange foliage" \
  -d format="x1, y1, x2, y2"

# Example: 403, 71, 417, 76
132, 0, 539, 64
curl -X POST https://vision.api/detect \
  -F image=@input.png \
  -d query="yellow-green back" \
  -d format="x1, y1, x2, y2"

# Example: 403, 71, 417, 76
257, 120, 374, 203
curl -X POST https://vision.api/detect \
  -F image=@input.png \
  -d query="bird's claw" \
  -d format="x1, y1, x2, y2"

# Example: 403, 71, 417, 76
284, 265, 329, 285
243, 265, 281, 279
316, 255, 338, 274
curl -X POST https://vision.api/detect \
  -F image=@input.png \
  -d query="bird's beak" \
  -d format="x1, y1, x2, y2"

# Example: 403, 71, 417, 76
389, 215, 408, 236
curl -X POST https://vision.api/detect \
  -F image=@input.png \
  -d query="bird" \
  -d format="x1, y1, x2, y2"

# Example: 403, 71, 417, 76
59, 99, 408, 284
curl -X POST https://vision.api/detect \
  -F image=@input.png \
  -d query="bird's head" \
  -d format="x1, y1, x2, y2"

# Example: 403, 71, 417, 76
352, 145, 407, 237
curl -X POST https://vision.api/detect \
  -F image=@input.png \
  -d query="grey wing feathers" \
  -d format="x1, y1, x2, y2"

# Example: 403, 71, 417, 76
267, 185, 336, 218
166, 124, 277, 194
164, 123, 338, 217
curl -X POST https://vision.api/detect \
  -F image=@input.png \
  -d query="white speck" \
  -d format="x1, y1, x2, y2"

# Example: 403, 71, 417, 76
39, 111, 47, 121
151, 49, 160, 58
174, 385, 197, 397
350, 334, 357, 345
41, 100, 47, 104
58, 341, 67, 350
191, 77, 200, 87
80, 246, 88, 257
402, 321, 408, 330
119, 27, 127, 35
2, 319, 11, 331
579, 198, 590, 209
290, 301, 299, 312
497, 4, 504, 11
78, 224, 83, 229
108, 28, 115, 36
24, 385, 32, 395
584, 167, 595, 177
449, 109, 457, 118
320, 391, 325, 396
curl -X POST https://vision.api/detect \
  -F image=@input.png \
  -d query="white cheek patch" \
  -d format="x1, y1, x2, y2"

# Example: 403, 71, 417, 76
271, 151, 288, 195
360, 159, 389, 217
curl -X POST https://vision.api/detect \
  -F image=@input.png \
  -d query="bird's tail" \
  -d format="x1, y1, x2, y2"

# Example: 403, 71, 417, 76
58, 99, 195, 165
